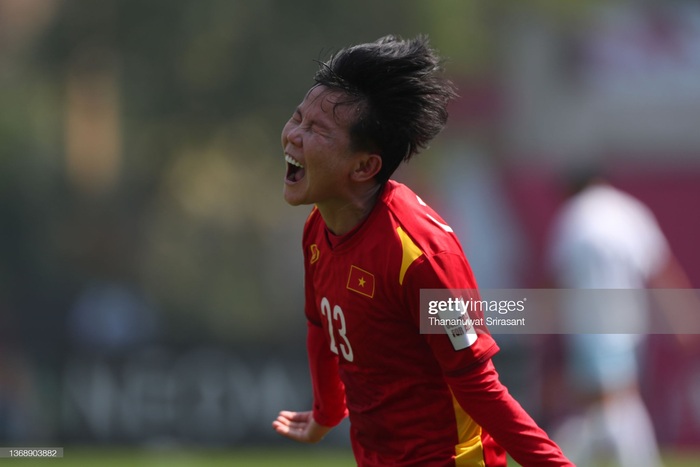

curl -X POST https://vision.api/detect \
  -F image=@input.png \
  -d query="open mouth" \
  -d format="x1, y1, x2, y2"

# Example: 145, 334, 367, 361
285, 154, 306, 183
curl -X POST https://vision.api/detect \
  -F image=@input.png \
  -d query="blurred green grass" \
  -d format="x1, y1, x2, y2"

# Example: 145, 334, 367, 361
6, 447, 700, 466
7, 447, 356, 467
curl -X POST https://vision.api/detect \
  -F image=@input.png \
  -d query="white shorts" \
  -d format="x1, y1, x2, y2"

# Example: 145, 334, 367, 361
567, 333, 641, 392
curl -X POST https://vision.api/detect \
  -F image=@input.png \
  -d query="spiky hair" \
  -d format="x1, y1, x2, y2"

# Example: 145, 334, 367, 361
314, 35, 457, 182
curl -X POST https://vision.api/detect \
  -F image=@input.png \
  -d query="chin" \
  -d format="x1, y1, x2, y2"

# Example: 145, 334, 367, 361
283, 189, 306, 207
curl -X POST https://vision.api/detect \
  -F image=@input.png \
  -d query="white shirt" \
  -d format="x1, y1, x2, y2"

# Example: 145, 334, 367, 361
548, 183, 670, 334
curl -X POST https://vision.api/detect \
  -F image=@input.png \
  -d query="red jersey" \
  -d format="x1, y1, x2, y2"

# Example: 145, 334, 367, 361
303, 181, 572, 467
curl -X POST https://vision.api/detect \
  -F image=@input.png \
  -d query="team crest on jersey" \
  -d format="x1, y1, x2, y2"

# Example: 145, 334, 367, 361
346, 265, 375, 298
309, 244, 320, 264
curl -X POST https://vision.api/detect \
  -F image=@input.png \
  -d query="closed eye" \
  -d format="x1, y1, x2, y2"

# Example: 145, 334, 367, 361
291, 108, 332, 137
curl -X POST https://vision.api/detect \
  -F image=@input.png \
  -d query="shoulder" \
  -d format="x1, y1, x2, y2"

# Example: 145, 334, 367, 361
556, 185, 663, 240
381, 181, 472, 287
384, 180, 465, 257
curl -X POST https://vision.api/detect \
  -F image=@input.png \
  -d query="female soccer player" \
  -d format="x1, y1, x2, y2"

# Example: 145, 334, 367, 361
273, 35, 572, 467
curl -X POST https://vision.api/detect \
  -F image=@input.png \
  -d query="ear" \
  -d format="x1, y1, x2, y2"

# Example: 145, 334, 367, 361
350, 154, 382, 182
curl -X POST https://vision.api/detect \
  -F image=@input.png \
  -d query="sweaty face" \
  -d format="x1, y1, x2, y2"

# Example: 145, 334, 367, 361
281, 85, 360, 208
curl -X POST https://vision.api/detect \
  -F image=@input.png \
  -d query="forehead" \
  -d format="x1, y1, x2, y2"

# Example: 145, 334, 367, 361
298, 85, 359, 126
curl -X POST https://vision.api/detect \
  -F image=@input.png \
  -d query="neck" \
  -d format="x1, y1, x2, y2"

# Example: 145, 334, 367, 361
317, 182, 383, 235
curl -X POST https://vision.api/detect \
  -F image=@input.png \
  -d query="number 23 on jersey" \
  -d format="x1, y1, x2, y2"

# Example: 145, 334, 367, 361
320, 297, 354, 362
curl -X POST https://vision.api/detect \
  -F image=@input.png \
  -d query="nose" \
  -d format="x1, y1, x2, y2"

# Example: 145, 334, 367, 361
283, 123, 303, 148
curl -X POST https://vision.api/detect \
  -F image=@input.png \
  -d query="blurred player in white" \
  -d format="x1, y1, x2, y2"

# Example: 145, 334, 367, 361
547, 169, 694, 467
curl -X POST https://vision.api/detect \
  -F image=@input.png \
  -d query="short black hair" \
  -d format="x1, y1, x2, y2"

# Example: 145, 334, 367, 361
314, 35, 457, 183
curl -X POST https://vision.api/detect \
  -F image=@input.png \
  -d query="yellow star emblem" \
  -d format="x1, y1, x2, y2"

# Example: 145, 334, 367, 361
347, 265, 374, 298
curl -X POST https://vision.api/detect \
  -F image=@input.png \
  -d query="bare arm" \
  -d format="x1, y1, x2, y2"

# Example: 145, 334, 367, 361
648, 255, 700, 349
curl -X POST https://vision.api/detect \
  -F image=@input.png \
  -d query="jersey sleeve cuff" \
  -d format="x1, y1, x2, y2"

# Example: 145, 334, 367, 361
312, 406, 348, 428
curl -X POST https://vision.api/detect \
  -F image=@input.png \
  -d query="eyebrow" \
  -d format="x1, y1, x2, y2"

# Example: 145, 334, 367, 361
294, 105, 333, 132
